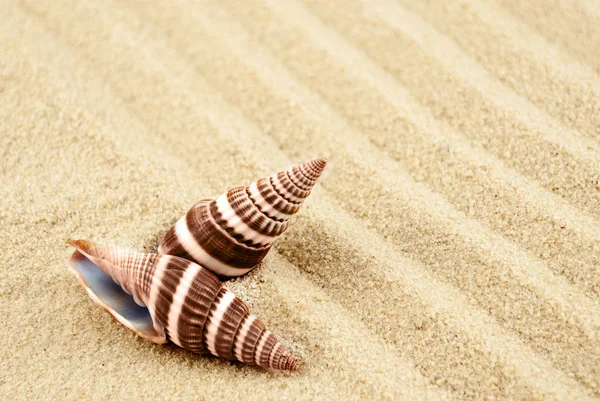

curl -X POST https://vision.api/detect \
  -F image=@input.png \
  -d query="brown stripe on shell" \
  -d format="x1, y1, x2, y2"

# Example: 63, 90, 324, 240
258, 332, 278, 368
211, 198, 264, 249
257, 178, 301, 215
262, 217, 288, 238
297, 162, 318, 183
270, 344, 285, 370
292, 165, 317, 190
152, 257, 188, 339
251, 329, 268, 366
115, 250, 156, 305
285, 167, 314, 194
137, 253, 157, 302
246, 187, 287, 223
231, 314, 248, 360
159, 225, 194, 261
264, 177, 303, 205
280, 351, 299, 371
176, 266, 222, 353
213, 296, 250, 360
227, 187, 268, 233
68, 241, 300, 370
201, 288, 226, 352
144, 254, 162, 304
305, 158, 328, 178
270, 173, 307, 204
269, 175, 303, 205
158, 158, 326, 278
278, 171, 311, 199
228, 187, 289, 237
241, 319, 267, 365
187, 201, 270, 269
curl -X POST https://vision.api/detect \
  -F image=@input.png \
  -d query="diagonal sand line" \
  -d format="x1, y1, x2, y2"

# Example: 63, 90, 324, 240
577, 0, 600, 16
0, 8, 449, 400
39, 0, 600, 396
494, 0, 600, 76
202, 0, 600, 334
108, 1, 600, 392
461, 0, 600, 81
271, 0, 600, 222
12, 0, 600, 396
260, 252, 452, 400
284, 0, 600, 169
18, 0, 600, 341
175, 0, 600, 297
369, 0, 600, 153
393, 0, 600, 146
107, 0, 600, 344
288, 195, 597, 400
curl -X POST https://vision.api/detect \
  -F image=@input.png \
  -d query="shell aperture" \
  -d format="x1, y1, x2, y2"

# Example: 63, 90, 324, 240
67, 240, 299, 371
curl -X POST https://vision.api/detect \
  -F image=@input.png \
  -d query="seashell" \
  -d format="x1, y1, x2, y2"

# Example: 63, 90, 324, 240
159, 158, 327, 278
67, 240, 299, 371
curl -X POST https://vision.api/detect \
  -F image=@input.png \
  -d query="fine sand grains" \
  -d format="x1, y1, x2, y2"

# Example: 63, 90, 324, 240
1, 0, 599, 400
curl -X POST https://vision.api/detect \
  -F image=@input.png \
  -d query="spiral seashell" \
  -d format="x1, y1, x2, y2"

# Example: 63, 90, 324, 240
67, 240, 299, 371
159, 158, 327, 278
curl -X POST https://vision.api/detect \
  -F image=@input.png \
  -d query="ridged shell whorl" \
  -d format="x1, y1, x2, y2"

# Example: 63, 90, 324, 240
67, 240, 299, 371
159, 158, 327, 278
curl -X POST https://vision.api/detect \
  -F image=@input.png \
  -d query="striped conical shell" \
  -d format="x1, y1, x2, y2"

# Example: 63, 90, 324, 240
67, 240, 299, 371
159, 158, 327, 278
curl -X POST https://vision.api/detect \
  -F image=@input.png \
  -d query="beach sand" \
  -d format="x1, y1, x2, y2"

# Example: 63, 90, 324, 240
1, 0, 599, 399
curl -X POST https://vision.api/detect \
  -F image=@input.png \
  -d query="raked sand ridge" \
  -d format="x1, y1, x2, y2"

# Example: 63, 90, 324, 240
1, 0, 599, 399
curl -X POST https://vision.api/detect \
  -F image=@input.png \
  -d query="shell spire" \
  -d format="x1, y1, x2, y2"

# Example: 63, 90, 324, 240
67, 240, 299, 371
159, 158, 327, 278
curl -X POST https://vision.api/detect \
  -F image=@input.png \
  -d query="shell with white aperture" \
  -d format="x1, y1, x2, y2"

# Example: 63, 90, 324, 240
67, 240, 299, 371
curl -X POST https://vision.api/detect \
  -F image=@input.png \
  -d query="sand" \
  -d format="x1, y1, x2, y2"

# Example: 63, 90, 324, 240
1, 0, 599, 399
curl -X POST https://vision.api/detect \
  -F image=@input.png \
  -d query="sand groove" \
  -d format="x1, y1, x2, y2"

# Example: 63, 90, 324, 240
1, 0, 599, 400
0, 7, 449, 399
495, 0, 600, 75
4, 3, 450, 399
52, 0, 597, 333
294, 0, 600, 222
149, 0, 600, 301
163, 0, 600, 355
25, 0, 600, 395
394, 0, 600, 143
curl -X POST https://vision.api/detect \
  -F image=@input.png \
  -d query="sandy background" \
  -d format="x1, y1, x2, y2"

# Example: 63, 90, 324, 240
1, 0, 600, 400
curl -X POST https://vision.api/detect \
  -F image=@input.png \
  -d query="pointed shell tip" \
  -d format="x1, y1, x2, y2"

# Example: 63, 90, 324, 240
278, 352, 300, 371
305, 157, 327, 177
67, 239, 82, 248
